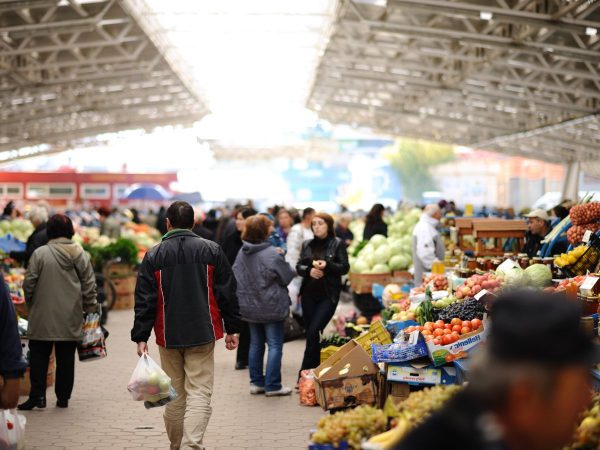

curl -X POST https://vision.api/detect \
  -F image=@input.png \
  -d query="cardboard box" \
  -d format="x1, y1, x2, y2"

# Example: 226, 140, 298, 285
426, 324, 488, 367
315, 341, 379, 410
387, 360, 457, 386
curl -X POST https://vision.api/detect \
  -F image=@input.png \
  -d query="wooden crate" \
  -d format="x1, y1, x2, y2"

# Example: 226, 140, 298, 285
104, 263, 135, 279
349, 272, 392, 294
113, 292, 135, 310
111, 276, 136, 295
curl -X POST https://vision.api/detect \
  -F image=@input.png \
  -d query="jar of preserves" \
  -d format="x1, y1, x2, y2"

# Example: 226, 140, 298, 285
490, 258, 502, 271
503, 253, 515, 261
517, 253, 529, 269
531, 257, 543, 265
467, 258, 477, 271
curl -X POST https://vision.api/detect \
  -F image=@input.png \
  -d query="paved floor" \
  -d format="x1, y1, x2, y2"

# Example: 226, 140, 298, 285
20, 309, 324, 450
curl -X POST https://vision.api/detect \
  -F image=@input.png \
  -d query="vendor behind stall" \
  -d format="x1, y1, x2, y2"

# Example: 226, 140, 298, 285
522, 208, 568, 257
394, 290, 599, 450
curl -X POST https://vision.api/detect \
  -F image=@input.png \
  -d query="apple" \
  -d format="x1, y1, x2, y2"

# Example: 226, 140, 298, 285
146, 385, 160, 395
159, 377, 171, 392
147, 372, 160, 386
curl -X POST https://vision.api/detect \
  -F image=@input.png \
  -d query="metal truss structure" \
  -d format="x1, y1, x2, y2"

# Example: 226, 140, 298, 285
0, 0, 208, 159
308, 0, 600, 166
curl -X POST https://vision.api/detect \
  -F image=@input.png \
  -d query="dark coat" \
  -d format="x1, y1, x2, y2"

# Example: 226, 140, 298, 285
9, 222, 48, 267
232, 242, 294, 323
0, 277, 27, 379
296, 237, 349, 304
131, 229, 242, 348
363, 219, 388, 241
393, 391, 507, 450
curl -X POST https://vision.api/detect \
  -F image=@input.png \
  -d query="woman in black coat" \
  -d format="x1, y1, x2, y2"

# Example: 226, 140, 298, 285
296, 212, 350, 373
363, 203, 387, 241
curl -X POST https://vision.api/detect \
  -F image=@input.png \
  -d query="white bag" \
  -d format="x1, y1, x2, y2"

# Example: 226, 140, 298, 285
0, 409, 26, 450
127, 354, 176, 408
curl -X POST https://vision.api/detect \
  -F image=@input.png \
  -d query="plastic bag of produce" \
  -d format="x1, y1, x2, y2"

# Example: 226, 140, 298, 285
0, 409, 26, 450
298, 369, 317, 407
77, 312, 107, 362
127, 354, 176, 409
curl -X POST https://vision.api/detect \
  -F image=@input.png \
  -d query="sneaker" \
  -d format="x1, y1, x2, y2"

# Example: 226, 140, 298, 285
250, 384, 265, 395
265, 387, 293, 397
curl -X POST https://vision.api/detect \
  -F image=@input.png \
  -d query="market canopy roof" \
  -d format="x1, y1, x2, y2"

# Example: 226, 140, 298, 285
0, 0, 208, 161
308, 0, 600, 165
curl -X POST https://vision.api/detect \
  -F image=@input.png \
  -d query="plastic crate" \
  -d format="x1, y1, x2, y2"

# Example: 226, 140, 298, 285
354, 320, 392, 356
562, 234, 600, 277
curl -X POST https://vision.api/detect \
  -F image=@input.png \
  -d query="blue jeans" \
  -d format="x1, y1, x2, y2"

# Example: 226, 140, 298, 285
248, 321, 284, 392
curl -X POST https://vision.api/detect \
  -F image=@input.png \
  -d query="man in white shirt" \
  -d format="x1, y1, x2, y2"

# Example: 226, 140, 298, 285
285, 207, 315, 315
412, 204, 445, 284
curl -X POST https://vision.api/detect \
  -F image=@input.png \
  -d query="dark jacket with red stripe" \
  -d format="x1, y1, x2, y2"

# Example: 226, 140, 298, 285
131, 229, 242, 348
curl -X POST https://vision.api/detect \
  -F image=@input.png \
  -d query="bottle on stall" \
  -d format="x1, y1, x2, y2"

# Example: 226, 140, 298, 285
431, 259, 445, 275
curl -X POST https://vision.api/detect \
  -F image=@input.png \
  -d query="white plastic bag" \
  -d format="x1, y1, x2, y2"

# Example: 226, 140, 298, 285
0, 409, 26, 450
127, 354, 176, 408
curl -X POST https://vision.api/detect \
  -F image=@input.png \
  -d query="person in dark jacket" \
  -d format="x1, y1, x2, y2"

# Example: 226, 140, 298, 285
335, 212, 354, 247
394, 290, 599, 450
363, 203, 387, 241
218, 207, 257, 370
297, 212, 350, 373
233, 215, 295, 397
192, 210, 215, 241
9, 205, 49, 268
0, 276, 28, 409
132, 201, 241, 450
156, 206, 168, 235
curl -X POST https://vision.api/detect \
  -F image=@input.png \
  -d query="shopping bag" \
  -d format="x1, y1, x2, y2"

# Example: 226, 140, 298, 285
298, 370, 317, 407
127, 354, 177, 409
0, 409, 26, 450
77, 312, 107, 362
284, 314, 304, 343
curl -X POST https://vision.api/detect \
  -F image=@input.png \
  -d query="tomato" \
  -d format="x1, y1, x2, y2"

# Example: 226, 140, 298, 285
435, 320, 445, 329
433, 337, 443, 345
462, 320, 472, 329
452, 334, 460, 343
425, 335, 434, 342
451, 331, 460, 338
444, 324, 453, 330
424, 322, 434, 328
450, 318, 462, 326
452, 325, 462, 333
433, 329, 445, 337
461, 326, 472, 335
421, 329, 432, 336
470, 319, 482, 330
442, 335, 453, 345
418, 326, 425, 331
424, 324, 434, 332
443, 329, 452, 335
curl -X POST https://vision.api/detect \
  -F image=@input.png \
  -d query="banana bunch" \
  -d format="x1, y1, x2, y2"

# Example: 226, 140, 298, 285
365, 417, 409, 449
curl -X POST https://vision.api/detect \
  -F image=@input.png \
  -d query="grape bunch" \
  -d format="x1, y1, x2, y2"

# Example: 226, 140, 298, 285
311, 405, 387, 449
397, 385, 462, 425
436, 297, 485, 322
570, 203, 600, 226
568, 394, 600, 449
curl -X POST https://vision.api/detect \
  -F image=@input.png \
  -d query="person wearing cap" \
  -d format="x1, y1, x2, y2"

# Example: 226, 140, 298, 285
393, 290, 598, 450
522, 208, 568, 257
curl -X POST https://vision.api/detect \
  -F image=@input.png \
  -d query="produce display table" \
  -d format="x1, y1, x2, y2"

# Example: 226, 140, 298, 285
472, 220, 528, 256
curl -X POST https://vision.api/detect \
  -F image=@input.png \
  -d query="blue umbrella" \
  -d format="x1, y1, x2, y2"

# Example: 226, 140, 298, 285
172, 192, 203, 204
125, 184, 172, 201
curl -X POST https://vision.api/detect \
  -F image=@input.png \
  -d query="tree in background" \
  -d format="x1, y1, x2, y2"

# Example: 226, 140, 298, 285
384, 139, 455, 202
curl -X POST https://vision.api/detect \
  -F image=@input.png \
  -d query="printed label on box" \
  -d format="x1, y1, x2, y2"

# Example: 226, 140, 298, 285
387, 365, 442, 385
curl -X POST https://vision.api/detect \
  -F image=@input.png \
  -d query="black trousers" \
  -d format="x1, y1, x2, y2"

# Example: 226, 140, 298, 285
236, 320, 250, 365
300, 296, 337, 372
28, 340, 77, 401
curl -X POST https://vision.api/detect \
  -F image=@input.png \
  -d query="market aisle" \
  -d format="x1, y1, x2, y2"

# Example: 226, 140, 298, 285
21, 309, 323, 450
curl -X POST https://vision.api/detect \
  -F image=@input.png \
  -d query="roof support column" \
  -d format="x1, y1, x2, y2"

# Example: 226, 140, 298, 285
562, 161, 581, 202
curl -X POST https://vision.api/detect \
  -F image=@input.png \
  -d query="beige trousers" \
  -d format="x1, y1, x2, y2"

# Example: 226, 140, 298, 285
158, 342, 215, 450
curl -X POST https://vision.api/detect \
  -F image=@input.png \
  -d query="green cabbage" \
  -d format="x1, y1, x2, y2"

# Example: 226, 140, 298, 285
503, 266, 530, 287
374, 244, 392, 264
369, 234, 387, 248
389, 254, 411, 270
371, 263, 391, 274
353, 259, 370, 274
524, 264, 552, 288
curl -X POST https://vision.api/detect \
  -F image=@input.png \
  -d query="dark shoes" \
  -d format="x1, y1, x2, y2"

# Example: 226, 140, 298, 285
56, 399, 69, 408
235, 361, 248, 370
18, 397, 46, 410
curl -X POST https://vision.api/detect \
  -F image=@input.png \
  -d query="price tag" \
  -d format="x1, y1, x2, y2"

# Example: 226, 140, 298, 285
496, 258, 519, 274
474, 289, 488, 300
580, 276, 599, 293
583, 230, 593, 243
408, 330, 420, 346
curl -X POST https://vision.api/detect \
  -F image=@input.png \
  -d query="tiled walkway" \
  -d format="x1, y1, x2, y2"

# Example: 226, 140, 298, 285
21, 309, 323, 449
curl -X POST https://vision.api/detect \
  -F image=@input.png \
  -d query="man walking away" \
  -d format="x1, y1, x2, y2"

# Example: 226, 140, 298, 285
131, 201, 242, 450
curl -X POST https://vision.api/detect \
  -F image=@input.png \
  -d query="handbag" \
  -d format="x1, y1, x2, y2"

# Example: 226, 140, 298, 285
283, 314, 304, 343
77, 312, 107, 362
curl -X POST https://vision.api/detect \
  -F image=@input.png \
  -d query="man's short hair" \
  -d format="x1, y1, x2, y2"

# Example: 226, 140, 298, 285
47, 214, 75, 240
28, 205, 48, 224
302, 207, 315, 220
167, 201, 194, 229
